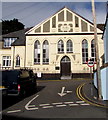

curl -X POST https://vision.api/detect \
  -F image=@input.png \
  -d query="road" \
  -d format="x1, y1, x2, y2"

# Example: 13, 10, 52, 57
2, 79, 107, 120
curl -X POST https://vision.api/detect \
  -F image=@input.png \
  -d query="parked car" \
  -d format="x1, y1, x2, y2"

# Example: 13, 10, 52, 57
2, 69, 37, 97
0, 71, 7, 97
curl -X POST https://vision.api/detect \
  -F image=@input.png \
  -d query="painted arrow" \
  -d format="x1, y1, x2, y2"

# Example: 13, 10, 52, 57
58, 87, 72, 97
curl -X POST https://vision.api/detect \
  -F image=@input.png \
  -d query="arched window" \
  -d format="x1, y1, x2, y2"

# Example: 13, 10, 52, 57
43, 40, 49, 64
82, 39, 88, 63
34, 40, 40, 64
91, 39, 96, 62
16, 55, 20, 66
58, 40, 64, 53
67, 40, 73, 53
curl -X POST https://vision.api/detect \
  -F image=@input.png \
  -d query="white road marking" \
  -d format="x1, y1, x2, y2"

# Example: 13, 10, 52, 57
56, 104, 67, 107
39, 104, 50, 106
76, 101, 85, 103
69, 104, 79, 106
26, 107, 39, 110
80, 103, 90, 106
7, 110, 21, 114
64, 102, 74, 104
25, 95, 39, 110
28, 105, 36, 107
42, 106, 53, 109
52, 102, 63, 105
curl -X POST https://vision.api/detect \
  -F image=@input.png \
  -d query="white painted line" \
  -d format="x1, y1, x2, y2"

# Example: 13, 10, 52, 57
76, 101, 85, 103
28, 105, 36, 107
52, 102, 63, 105
56, 104, 67, 107
39, 104, 50, 106
64, 102, 74, 104
25, 95, 39, 110
69, 104, 79, 106
42, 106, 53, 109
7, 110, 21, 114
80, 103, 90, 106
27, 107, 39, 110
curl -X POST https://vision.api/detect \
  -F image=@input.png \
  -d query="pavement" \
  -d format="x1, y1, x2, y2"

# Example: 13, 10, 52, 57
81, 80, 108, 108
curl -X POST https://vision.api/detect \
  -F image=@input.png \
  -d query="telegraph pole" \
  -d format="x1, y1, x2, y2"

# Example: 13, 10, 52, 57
91, 0, 102, 100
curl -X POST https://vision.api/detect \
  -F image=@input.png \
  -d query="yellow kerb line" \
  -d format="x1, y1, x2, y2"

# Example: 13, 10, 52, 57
76, 83, 108, 108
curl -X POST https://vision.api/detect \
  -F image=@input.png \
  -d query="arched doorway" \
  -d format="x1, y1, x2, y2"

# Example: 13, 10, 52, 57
60, 56, 71, 79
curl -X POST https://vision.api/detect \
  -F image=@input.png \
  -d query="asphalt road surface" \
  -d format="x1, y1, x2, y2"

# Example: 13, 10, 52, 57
2, 79, 107, 120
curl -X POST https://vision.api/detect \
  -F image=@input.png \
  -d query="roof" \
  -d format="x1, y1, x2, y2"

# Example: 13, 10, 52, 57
26, 6, 102, 35
1, 28, 31, 46
102, 11, 108, 39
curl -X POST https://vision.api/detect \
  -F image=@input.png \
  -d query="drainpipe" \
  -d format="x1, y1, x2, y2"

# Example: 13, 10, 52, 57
12, 46, 15, 69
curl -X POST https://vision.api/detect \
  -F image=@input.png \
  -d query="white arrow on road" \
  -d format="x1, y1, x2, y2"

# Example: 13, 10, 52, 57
58, 87, 72, 97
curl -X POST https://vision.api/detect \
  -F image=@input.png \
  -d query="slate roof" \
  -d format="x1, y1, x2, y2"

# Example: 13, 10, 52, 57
1, 28, 31, 46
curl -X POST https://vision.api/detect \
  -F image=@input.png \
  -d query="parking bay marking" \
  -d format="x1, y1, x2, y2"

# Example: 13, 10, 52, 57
25, 95, 39, 110
39, 104, 50, 106
7, 110, 21, 114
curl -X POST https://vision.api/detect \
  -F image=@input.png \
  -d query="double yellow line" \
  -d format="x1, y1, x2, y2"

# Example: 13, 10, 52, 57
76, 83, 108, 108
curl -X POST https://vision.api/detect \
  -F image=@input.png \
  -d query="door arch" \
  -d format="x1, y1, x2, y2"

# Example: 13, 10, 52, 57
60, 56, 71, 78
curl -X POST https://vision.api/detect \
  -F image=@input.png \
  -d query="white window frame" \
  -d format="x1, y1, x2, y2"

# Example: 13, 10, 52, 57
16, 55, 20, 67
2, 56, 11, 67
43, 40, 49, 64
4, 38, 17, 48
34, 40, 40, 64
67, 40, 73, 53
58, 40, 64, 53
82, 39, 88, 64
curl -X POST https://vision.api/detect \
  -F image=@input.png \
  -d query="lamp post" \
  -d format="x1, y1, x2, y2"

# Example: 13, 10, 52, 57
91, 0, 102, 100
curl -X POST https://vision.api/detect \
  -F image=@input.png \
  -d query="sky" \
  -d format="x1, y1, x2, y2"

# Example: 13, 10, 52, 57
1, 1, 108, 28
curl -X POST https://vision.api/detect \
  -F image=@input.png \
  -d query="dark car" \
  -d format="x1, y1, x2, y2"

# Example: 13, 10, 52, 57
2, 69, 37, 97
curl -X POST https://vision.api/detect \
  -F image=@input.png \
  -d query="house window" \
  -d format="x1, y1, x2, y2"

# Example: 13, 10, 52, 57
34, 40, 40, 64
67, 40, 73, 53
16, 55, 20, 67
82, 39, 88, 64
43, 40, 49, 64
4, 38, 17, 48
91, 39, 96, 62
58, 40, 64, 53
3, 56, 11, 67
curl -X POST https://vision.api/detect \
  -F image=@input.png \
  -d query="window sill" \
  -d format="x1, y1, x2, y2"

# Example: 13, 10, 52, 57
43, 63, 49, 65
34, 63, 40, 65
58, 52, 64, 54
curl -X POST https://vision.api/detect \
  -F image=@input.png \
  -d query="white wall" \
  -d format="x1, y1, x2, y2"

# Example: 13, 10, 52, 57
94, 67, 108, 100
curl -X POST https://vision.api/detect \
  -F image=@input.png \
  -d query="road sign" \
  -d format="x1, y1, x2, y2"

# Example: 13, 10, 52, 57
87, 59, 95, 67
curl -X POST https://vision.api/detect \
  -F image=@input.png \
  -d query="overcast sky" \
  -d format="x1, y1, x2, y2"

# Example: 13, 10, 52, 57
1, 1, 108, 28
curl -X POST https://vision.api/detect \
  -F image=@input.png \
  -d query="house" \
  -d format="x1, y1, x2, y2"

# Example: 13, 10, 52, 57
94, 3, 108, 100
0, 7, 104, 79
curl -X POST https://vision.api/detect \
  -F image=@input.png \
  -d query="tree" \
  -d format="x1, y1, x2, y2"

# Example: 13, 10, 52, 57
2, 18, 25, 35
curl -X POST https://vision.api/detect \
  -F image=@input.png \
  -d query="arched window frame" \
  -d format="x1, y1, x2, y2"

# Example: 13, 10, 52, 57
34, 40, 40, 64
16, 55, 20, 67
91, 39, 96, 62
82, 39, 88, 64
58, 40, 64, 53
43, 40, 49, 64
67, 40, 73, 53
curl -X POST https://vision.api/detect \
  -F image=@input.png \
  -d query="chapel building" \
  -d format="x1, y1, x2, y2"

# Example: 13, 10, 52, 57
0, 7, 104, 79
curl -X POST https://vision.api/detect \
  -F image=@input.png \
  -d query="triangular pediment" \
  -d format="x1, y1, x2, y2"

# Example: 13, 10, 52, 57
26, 7, 102, 34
